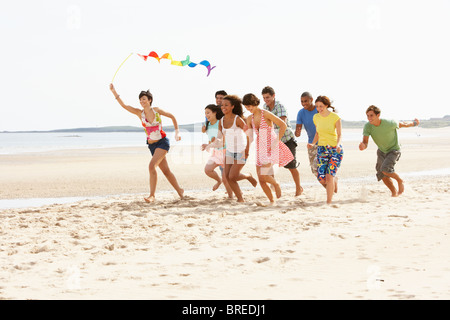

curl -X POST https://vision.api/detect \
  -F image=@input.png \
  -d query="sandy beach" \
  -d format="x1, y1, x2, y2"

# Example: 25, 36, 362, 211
1, 127, 449, 300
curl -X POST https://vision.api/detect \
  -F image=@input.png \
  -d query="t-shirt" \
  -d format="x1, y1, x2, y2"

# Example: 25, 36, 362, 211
296, 108, 318, 143
313, 112, 341, 147
363, 119, 400, 153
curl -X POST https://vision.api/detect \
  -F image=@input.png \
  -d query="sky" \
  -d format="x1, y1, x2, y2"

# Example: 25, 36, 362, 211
1, 0, 449, 131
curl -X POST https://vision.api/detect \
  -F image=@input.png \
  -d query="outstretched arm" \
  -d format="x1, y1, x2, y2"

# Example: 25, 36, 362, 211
399, 118, 420, 128
109, 84, 141, 117
154, 107, 181, 141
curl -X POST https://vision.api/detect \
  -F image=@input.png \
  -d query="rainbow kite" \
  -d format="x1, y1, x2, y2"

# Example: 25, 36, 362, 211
112, 51, 216, 82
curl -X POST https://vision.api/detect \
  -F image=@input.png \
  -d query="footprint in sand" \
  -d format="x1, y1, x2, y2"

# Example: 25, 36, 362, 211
254, 257, 270, 264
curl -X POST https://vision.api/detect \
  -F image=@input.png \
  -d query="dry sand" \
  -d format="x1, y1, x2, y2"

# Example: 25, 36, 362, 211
0, 127, 449, 300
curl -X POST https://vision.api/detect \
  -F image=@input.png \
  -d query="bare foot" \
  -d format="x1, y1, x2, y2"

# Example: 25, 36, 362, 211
212, 181, 222, 191
178, 188, 184, 199
295, 186, 304, 197
247, 174, 258, 187
144, 196, 155, 203
237, 198, 245, 203
398, 180, 404, 195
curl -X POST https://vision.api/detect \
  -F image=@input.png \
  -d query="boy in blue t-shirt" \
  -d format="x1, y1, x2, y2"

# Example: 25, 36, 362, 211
295, 92, 318, 176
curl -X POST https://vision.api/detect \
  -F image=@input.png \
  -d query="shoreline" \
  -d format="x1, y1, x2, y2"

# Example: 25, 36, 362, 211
1, 168, 449, 210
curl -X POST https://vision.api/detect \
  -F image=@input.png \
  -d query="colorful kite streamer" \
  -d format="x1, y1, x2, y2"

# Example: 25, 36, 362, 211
111, 51, 216, 82
137, 51, 216, 77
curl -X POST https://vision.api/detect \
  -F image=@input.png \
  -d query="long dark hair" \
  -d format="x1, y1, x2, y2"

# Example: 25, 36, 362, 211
205, 104, 224, 131
223, 95, 244, 118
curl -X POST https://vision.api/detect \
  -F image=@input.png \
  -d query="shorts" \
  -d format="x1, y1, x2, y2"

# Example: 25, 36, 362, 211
317, 145, 343, 182
307, 144, 319, 176
283, 138, 298, 169
225, 150, 246, 164
376, 149, 401, 181
147, 137, 170, 156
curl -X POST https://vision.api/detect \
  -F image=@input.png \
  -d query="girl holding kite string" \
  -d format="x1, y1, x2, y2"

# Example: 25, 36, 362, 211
109, 83, 184, 203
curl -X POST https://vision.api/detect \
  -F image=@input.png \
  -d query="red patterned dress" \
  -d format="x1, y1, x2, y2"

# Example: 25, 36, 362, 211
252, 110, 294, 167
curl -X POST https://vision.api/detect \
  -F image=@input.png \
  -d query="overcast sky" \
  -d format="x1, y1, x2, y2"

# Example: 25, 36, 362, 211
1, 0, 449, 131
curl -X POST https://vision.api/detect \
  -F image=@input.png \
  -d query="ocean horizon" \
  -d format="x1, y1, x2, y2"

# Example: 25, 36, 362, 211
0, 127, 431, 155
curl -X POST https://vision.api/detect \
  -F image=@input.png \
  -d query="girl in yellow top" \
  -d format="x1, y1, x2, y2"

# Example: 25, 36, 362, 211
307, 96, 343, 204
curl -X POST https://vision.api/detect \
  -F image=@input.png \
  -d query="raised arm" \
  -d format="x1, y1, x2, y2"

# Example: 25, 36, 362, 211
109, 84, 141, 117
399, 118, 420, 128
154, 107, 181, 141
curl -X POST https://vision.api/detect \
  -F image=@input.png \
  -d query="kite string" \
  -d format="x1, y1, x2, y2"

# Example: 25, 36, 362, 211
111, 52, 134, 83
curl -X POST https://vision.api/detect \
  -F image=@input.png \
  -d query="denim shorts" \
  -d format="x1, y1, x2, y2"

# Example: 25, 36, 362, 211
225, 150, 246, 164
147, 137, 170, 156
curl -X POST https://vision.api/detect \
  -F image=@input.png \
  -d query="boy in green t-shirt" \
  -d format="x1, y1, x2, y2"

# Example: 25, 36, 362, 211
359, 105, 419, 197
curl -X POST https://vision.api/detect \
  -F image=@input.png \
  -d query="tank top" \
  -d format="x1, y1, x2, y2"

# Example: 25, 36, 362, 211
206, 120, 219, 143
221, 115, 246, 153
141, 108, 166, 142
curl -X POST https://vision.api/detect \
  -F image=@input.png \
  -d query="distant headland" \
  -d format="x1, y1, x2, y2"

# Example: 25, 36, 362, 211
2, 116, 449, 133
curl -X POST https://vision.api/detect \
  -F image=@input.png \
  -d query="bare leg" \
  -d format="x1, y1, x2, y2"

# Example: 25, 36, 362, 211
157, 156, 184, 199
221, 172, 234, 199
382, 176, 398, 197
229, 168, 257, 187
325, 174, 335, 204
145, 148, 168, 202
382, 171, 404, 195
257, 166, 280, 202
289, 168, 303, 196
204, 162, 222, 191
225, 163, 246, 202
334, 177, 338, 193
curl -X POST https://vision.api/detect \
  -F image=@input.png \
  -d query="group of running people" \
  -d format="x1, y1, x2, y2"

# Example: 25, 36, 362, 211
109, 83, 419, 205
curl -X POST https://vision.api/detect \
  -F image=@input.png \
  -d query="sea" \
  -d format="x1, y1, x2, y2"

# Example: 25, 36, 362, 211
0, 128, 430, 155
0, 128, 446, 210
